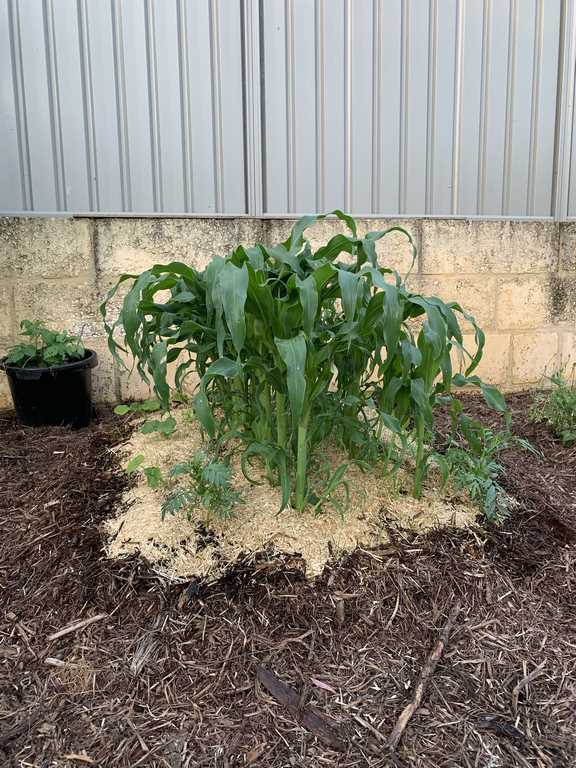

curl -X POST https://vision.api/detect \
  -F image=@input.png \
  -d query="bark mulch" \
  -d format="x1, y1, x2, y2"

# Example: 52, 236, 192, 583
0, 394, 575, 767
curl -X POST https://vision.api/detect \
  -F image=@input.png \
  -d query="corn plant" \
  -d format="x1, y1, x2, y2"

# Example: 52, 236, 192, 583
102, 211, 505, 513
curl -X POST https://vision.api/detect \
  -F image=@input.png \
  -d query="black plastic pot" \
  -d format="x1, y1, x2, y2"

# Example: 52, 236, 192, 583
1, 350, 98, 428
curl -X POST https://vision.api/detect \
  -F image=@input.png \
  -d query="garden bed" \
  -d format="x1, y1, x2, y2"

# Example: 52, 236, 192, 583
1, 393, 575, 767
105, 409, 476, 581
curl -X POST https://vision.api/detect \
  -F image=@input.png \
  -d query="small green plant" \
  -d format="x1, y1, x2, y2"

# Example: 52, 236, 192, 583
443, 405, 535, 522
114, 398, 162, 416
114, 399, 177, 438
103, 212, 506, 513
163, 453, 241, 522
128, 451, 242, 523
3, 320, 85, 368
530, 369, 576, 445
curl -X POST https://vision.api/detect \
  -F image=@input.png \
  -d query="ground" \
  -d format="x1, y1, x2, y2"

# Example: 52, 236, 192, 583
0, 394, 575, 767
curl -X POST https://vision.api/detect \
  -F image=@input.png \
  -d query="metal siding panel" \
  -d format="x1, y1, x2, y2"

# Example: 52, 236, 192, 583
0, 0, 569, 218
52, 0, 91, 211
569, 67, 576, 217
402, 0, 429, 214
556, 0, 576, 218
261, 0, 288, 214
350, 0, 373, 214
152, 0, 185, 212
242, 0, 263, 214
504, 0, 535, 216
429, 0, 457, 214
17, 0, 58, 210
119, 1, 154, 211
291, 0, 316, 212
373, 0, 402, 214
85, 0, 123, 212
481, 0, 511, 215
532, 0, 561, 216
186, 0, 216, 213
0, 0, 24, 210
457, 0, 483, 214
320, 0, 345, 211
214, 0, 246, 214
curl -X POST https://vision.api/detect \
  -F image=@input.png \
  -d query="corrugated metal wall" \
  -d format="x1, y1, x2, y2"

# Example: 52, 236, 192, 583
1, 0, 576, 218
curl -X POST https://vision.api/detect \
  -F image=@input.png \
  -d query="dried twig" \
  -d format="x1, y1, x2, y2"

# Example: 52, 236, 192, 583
511, 661, 546, 713
47, 613, 108, 641
387, 600, 462, 751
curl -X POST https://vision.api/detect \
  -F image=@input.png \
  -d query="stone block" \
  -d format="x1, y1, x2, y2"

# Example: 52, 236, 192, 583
88, 337, 120, 404
548, 274, 576, 323
559, 222, 576, 271
511, 331, 559, 384
559, 332, 576, 372
0, 372, 12, 409
0, 285, 14, 339
95, 218, 239, 277
418, 275, 496, 329
496, 276, 550, 330
13, 280, 100, 337
421, 219, 558, 275
0, 217, 93, 278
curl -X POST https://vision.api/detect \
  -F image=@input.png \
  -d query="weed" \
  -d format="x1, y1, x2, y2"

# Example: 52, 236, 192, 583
530, 369, 576, 446
128, 451, 242, 523
443, 404, 536, 523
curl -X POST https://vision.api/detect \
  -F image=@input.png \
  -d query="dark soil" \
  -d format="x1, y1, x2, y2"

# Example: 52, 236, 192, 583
1, 394, 575, 767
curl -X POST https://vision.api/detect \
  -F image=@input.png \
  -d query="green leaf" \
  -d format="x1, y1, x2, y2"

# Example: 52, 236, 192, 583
295, 275, 318, 336
141, 398, 162, 412
275, 333, 307, 429
338, 269, 361, 326
286, 214, 318, 253
219, 262, 249, 354
150, 341, 170, 407
480, 383, 507, 413
201, 461, 232, 488
140, 416, 177, 437
330, 209, 358, 237
193, 390, 216, 438
126, 454, 145, 474
410, 378, 433, 425
114, 404, 131, 415
144, 466, 163, 489
204, 357, 241, 380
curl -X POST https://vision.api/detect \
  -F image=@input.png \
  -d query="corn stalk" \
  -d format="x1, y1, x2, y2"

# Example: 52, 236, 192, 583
102, 212, 505, 512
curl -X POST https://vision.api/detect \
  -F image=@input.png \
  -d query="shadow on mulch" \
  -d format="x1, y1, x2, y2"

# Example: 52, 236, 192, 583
0, 395, 575, 767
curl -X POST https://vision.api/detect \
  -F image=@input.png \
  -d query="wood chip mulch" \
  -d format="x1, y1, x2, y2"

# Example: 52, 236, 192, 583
0, 393, 575, 767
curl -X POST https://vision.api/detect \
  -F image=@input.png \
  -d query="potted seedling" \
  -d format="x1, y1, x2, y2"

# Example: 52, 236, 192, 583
1, 320, 98, 428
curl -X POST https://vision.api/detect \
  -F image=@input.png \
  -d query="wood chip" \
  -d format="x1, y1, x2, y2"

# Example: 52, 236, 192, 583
256, 665, 347, 752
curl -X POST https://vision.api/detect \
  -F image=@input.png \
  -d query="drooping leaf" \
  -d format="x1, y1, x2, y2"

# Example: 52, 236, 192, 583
275, 333, 307, 429
296, 275, 318, 336
219, 262, 249, 355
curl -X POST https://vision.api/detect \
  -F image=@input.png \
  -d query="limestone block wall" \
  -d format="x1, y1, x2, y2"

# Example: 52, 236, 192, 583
0, 216, 575, 407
